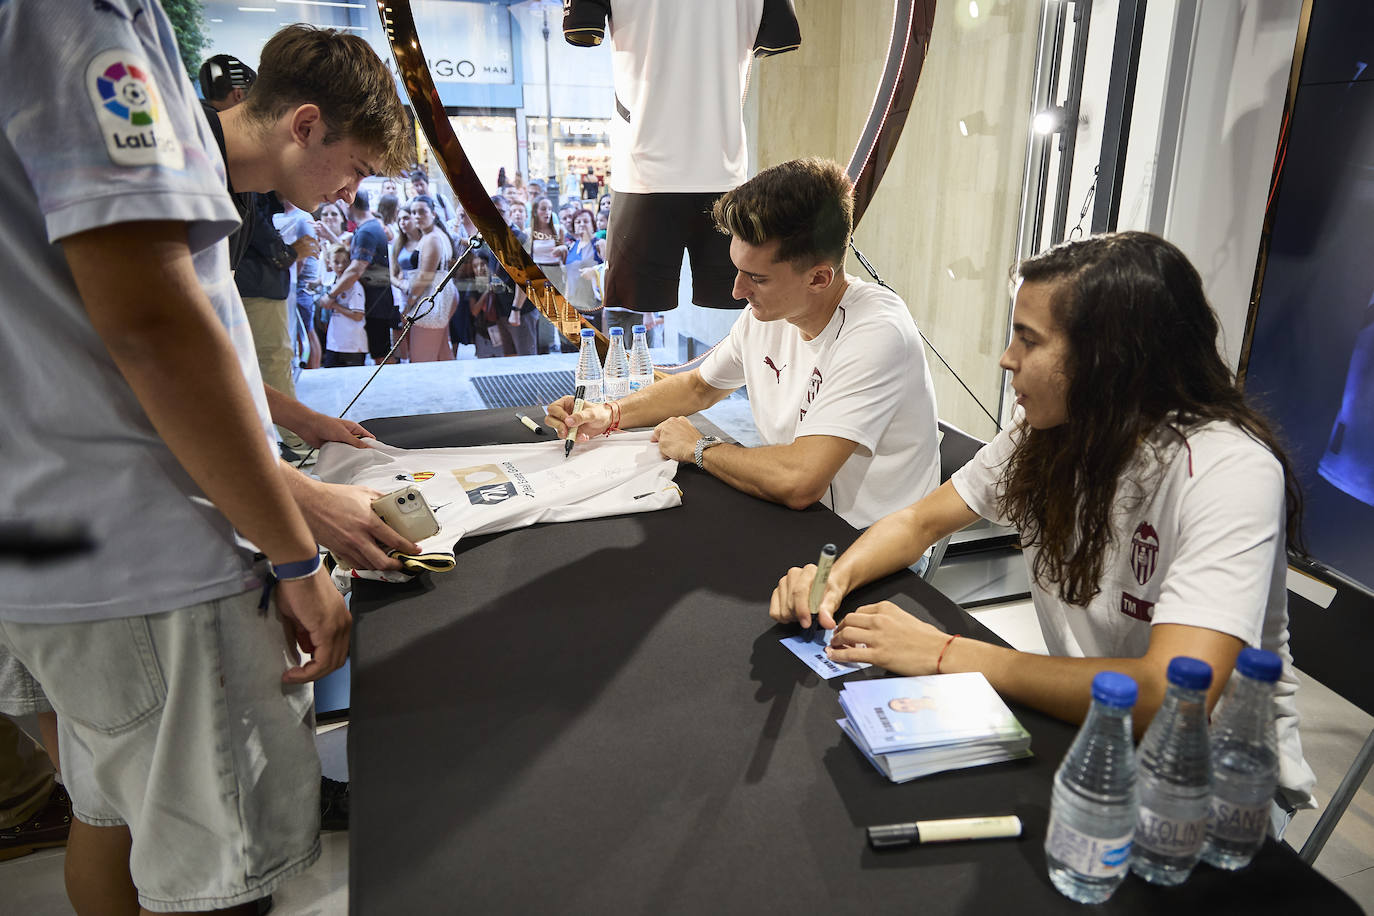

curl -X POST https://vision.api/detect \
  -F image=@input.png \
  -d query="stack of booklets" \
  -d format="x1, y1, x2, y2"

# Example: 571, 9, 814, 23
838, 672, 1032, 783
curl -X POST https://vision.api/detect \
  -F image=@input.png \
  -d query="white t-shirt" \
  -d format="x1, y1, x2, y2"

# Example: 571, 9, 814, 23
698, 277, 940, 528
604, 0, 768, 193
952, 420, 1317, 802
0, 0, 273, 623
326, 284, 368, 354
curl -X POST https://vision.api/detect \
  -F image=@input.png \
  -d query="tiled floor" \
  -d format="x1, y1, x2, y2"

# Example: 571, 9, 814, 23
5, 359, 1369, 913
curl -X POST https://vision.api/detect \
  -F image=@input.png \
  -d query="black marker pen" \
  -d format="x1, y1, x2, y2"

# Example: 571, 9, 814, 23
564, 385, 586, 460
867, 815, 1022, 848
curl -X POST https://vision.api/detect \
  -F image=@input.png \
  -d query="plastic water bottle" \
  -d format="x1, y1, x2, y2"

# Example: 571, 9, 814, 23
628, 324, 654, 393
602, 327, 630, 400
1045, 671, 1139, 904
1131, 656, 1213, 886
574, 327, 603, 404
1201, 647, 1283, 870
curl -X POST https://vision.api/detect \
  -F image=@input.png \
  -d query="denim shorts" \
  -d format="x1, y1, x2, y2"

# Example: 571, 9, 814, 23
0, 588, 321, 912
0, 644, 52, 716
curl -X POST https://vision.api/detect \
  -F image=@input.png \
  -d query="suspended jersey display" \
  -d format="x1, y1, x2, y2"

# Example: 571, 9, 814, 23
563, 0, 800, 311
1318, 304, 1374, 507
562, 0, 800, 194
316, 431, 683, 582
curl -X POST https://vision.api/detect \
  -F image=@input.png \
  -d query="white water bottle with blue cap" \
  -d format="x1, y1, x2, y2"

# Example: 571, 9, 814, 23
1131, 656, 1213, 885
628, 324, 654, 392
603, 327, 630, 400
1045, 671, 1138, 903
574, 328, 603, 404
1201, 647, 1282, 870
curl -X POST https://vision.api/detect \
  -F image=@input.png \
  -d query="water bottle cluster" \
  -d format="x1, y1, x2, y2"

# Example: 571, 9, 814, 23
1045, 648, 1283, 904
575, 325, 654, 407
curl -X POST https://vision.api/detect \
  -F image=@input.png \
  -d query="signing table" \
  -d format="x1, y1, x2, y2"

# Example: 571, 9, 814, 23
345, 408, 1357, 915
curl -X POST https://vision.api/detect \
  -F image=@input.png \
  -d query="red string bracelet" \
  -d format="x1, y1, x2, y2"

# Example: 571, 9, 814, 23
936, 633, 960, 674
604, 400, 621, 436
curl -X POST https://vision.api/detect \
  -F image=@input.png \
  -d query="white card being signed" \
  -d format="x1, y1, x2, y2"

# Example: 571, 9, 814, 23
780, 628, 871, 679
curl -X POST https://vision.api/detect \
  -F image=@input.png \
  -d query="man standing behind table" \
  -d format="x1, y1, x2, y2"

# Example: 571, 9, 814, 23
547, 157, 940, 530
0, 4, 349, 912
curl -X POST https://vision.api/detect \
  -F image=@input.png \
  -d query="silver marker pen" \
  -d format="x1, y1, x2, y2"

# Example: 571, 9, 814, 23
803, 543, 838, 641
867, 815, 1023, 848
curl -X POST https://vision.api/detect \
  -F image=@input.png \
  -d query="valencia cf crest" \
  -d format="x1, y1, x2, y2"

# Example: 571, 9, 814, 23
1129, 521, 1159, 585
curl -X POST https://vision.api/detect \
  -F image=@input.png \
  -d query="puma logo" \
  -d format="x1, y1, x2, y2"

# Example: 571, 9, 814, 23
764, 356, 785, 382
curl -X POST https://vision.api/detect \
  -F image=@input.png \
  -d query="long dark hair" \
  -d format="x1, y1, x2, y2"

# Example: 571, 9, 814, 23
409, 194, 454, 255
1000, 232, 1305, 606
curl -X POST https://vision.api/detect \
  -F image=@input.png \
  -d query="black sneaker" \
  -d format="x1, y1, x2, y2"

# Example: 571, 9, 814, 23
0, 783, 72, 861
320, 776, 349, 831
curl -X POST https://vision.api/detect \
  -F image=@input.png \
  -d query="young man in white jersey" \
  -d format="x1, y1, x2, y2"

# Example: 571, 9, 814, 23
770, 233, 1317, 825
546, 158, 940, 529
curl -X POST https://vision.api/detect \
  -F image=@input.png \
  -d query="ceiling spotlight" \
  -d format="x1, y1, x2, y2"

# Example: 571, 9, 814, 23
958, 119, 969, 137
969, 1, 980, 18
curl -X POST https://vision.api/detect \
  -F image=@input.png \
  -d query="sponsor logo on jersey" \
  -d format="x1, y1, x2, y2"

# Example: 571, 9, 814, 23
451, 464, 518, 505
764, 356, 785, 382
86, 50, 184, 169
799, 367, 823, 423
1119, 591, 1155, 622
412, 471, 435, 482
1129, 521, 1159, 585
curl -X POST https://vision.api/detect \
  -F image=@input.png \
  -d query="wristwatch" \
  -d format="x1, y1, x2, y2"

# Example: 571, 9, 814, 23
694, 436, 724, 470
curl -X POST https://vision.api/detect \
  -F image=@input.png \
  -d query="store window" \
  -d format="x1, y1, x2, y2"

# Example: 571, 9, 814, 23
524, 117, 612, 204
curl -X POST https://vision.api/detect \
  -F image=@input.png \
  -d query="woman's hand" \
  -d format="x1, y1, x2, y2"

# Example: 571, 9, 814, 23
827, 602, 956, 676
768, 562, 851, 630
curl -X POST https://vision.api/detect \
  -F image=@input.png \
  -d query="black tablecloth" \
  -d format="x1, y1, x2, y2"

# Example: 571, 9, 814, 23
346, 408, 1359, 915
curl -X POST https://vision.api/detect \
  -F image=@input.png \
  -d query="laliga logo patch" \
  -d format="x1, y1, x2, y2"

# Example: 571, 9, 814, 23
96, 60, 157, 124
451, 464, 517, 505
1129, 521, 1159, 585
86, 50, 184, 169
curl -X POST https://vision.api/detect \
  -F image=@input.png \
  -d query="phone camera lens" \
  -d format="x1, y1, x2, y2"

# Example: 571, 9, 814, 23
397, 497, 406, 506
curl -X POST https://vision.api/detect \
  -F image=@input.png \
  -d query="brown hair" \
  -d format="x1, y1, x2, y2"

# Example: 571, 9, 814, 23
241, 24, 410, 174
712, 157, 852, 268
1000, 232, 1305, 606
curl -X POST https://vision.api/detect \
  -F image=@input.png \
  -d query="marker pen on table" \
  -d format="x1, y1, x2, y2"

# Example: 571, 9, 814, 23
803, 543, 838, 642
867, 815, 1022, 848
517, 413, 548, 436
564, 385, 587, 460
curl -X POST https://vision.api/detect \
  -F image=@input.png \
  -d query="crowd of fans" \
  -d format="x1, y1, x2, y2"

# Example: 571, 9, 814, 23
295, 165, 662, 369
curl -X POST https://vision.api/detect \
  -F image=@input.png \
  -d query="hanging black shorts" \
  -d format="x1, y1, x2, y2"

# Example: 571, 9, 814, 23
603, 191, 745, 312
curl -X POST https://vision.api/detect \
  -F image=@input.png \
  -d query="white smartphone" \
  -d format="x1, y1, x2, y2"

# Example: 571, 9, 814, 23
370, 486, 439, 543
